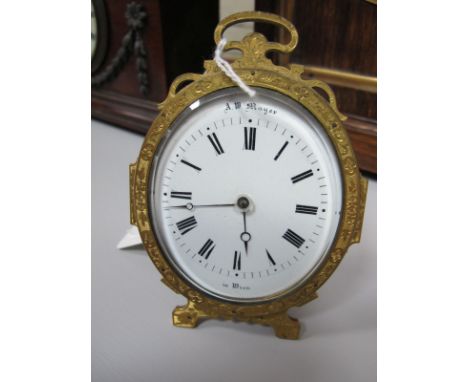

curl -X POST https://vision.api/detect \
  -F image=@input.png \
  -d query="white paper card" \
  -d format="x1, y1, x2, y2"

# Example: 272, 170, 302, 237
117, 226, 143, 249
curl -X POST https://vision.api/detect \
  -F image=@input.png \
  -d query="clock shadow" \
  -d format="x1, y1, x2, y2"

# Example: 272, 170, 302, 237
195, 265, 375, 341
290, 259, 376, 339
120, 246, 147, 254
196, 317, 279, 338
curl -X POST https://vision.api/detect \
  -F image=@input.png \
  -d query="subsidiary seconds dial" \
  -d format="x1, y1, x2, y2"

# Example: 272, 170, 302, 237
149, 87, 343, 302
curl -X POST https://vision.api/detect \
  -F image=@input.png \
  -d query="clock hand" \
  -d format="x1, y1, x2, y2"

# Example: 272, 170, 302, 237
243, 211, 247, 234
164, 202, 235, 210
240, 211, 251, 255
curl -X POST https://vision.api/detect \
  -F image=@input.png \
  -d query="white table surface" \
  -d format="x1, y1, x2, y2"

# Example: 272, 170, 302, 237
92, 119, 376, 382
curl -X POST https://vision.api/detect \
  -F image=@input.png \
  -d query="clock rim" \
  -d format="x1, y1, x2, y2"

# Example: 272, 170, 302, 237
147, 86, 344, 303
131, 67, 365, 317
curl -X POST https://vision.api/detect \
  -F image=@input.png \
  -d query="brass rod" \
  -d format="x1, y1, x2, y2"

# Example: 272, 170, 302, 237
302, 66, 377, 93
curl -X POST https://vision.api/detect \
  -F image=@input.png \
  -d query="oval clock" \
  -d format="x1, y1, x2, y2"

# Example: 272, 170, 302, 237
129, 12, 368, 339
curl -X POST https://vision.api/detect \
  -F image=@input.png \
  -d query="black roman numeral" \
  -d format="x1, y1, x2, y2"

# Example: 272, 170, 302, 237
170, 191, 192, 200
295, 204, 318, 215
291, 169, 314, 184
244, 127, 256, 150
266, 249, 276, 266
176, 216, 197, 235
207, 133, 224, 155
282, 229, 305, 248
198, 239, 215, 259
233, 251, 241, 270
274, 141, 289, 161
180, 159, 202, 172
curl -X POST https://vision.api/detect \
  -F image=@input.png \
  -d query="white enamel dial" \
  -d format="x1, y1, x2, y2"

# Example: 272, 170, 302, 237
149, 87, 342, 302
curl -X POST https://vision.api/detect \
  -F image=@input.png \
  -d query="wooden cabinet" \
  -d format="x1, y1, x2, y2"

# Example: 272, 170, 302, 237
256, 0, 377, 174
91, 0, 219, 133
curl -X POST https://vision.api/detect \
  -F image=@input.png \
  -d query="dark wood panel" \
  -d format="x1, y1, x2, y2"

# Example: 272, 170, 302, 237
159, 1, 220, 86
92, 90, 157, 134
256, 0, 376, 75
345, 116, 376, 174
289, 0, 376, 75
91, 0, 219, 132
334, 86, 376, 121
94, 0, 167, 100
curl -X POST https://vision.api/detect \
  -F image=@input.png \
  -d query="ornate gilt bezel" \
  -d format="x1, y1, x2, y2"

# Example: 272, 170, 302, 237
130, 12, 367, 339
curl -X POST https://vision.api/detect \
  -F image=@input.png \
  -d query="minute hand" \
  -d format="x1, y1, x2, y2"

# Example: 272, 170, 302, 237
164, 203, 235, 210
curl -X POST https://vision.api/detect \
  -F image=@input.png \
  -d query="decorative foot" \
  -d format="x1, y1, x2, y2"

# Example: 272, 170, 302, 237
172, 300, 301, 339
267, 312, 301, 340
172, 301, 206, 328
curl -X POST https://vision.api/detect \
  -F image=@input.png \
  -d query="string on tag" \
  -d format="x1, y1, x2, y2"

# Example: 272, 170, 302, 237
214, 38, 256, 98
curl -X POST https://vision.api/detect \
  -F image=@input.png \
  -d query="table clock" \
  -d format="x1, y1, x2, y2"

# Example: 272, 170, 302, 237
129, 11, 367, 339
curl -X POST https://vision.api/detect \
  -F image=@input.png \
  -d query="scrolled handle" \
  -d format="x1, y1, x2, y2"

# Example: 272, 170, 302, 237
157, 73, 201, 110
214, 11, 298, 55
